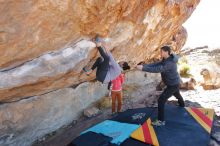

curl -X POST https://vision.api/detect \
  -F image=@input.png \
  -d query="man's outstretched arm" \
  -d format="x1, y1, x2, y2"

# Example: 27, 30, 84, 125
137, 62, 170, 73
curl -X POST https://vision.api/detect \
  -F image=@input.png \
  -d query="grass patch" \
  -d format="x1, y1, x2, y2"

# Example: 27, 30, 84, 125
178, 57, 193, 78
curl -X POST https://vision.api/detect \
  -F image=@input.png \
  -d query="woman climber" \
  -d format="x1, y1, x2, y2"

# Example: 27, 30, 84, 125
83, 36, 122, 85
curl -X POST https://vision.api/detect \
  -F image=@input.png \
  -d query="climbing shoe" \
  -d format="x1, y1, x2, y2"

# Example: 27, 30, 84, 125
82, 67, 92, 75
151, 120, 166, 126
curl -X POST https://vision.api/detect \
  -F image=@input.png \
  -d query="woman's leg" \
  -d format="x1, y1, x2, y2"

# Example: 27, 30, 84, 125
111, 91, 117, 113
117, 91, 122, 112
94, 47, 110, 83
97, 46, 109, 60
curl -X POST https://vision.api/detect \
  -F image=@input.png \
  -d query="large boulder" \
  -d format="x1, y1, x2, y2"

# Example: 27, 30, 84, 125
200, 68, 220, 90
0, 82, 108, 146
0, 0, 200, 102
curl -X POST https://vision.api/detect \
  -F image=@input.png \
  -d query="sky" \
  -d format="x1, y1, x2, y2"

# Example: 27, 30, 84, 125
183, 0, 220, 48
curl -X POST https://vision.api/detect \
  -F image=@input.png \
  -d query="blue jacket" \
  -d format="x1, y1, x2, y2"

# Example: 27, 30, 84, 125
142, 54, 180, 86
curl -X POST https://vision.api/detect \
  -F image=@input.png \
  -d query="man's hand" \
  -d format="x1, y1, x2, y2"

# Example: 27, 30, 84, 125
136, 65, 143, 70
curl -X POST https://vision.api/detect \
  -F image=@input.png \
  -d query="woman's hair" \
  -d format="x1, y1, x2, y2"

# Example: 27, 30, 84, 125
122, 62, 130, 71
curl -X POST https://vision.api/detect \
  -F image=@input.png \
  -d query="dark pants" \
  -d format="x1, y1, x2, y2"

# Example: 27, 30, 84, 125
92, 57, 108, 70
91, 47, 110, 83
158, 84, 185, 121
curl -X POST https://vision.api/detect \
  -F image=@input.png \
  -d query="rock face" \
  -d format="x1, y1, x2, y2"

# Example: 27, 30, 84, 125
181, 47, 220, 90
0, 1, 200, 146
0, 81, 108, 146
200, 68, 220, 90
0, 71, 160, 146
0, 0, 200, 102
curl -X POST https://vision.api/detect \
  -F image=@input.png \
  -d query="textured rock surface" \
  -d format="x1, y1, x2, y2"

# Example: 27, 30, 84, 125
0, 82, 108, 146
200, 68, 220, 90
0, 0, 200, 102
0, 71, 160, 146
83, 107, 101, 118
181, 47, 220, 90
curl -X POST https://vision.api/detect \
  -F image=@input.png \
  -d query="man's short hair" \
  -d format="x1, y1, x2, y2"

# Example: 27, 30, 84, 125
161, 46, 171, 55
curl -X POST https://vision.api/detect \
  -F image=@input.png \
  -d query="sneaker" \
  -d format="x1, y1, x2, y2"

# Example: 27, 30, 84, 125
82, 67, 90, 72
111, 112, 118, 117
151, 120, 166, 126
82, 67, 92, 75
